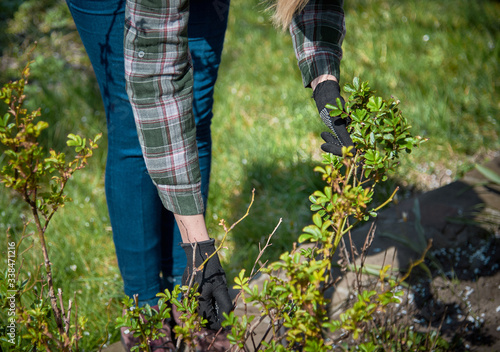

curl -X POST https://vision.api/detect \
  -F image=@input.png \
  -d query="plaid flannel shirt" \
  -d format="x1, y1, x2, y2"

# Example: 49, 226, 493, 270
124, 0, 345, 215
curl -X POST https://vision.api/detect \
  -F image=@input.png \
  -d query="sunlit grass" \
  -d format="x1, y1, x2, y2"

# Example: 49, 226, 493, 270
341, 0, 499, 185
208, 0, 500, 272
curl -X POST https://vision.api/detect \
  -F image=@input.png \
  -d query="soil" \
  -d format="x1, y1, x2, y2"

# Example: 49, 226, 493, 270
325, 155, 500, 351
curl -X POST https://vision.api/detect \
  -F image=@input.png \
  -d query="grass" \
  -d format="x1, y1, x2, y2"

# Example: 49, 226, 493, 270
340, 0, 499, 186
0, 0, 498, 350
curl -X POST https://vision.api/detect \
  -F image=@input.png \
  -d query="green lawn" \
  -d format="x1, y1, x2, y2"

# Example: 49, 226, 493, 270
0, 0, 498, 350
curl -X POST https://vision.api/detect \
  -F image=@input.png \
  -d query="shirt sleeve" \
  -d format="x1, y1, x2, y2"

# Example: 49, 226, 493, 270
124, 0, 204, 215
290, 0, 346, 88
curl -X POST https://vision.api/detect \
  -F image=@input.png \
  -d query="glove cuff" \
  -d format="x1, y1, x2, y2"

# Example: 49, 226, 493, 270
181, 239, 217, 266
180, 238, 215, 251
313, 79, 343, 112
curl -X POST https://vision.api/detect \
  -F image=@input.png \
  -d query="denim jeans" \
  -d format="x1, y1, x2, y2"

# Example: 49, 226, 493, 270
67, 0, 229, 306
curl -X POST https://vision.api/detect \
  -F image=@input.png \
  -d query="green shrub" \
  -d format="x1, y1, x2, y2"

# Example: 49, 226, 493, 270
0, 61, 101, 351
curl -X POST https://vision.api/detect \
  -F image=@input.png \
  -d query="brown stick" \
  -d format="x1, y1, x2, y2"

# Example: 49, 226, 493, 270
31, 205, 63, 330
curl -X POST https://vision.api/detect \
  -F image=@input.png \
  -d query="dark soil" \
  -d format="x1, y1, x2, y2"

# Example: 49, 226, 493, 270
329, 155, 500, 351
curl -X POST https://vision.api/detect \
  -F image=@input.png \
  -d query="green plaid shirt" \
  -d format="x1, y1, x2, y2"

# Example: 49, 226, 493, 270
124, 0, 345, 215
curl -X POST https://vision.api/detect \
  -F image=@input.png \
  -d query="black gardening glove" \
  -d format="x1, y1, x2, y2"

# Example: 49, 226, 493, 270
313, 80, 356, 156
181, 239, 232, 330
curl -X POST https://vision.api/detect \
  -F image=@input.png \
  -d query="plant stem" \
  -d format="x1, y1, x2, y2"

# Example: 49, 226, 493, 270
202, 188, 256, 268
372, 187, 399, 213
30, 204, 63, 331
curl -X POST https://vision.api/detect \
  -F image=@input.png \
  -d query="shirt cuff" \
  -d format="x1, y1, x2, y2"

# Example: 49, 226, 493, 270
156, 182, 205, 215
297, 49, 342, 88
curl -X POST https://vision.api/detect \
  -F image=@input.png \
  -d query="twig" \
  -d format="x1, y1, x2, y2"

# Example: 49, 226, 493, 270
227, 188, 255, 233
74, 291, 79, 351
398, 239, 432, 284
204, 189, 256, 267
39, 281, 45, 299
255, 319, 275, 351
186, 242, 198, 294
355, 221, 377, 290
244, 314, 266, 348
209, 217, 281, 351
347, 229, 361, 291
337, 237, 351, 291
344, 152, 360, 186
25, 263, 43, 293
176, 242, 199, 350
58, 288, 68, 332
98, 298, 113, 352
340, 186, 399, 237
30, 204, 63, 330
338, 237, 351, 272
66, 299, 73, 334
17, 224, 35, 258
250, 329, 258, 352
429, 306, 448, 350
359, 222, 377, 269
249, 218, 282, 278
231, 217, 282, 320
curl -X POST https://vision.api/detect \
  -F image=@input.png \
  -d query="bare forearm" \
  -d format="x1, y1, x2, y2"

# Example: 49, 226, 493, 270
174, 214, 211, 243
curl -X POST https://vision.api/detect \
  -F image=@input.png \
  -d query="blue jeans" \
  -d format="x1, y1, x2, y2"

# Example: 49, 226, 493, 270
67, 0, 229, 306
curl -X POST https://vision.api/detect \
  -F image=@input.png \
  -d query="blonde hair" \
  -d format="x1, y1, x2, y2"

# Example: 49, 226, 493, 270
270, 0, 311, 30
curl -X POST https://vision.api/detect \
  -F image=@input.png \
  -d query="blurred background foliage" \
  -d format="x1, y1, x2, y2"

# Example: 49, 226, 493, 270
0, 0, 498, 349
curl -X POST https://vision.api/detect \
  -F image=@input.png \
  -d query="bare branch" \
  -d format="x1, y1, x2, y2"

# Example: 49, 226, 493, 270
66, 299, 73, 334
250, 218, 282, 278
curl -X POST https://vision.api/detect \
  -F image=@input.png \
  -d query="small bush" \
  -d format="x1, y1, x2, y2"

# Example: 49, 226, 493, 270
0, 60, 100, 351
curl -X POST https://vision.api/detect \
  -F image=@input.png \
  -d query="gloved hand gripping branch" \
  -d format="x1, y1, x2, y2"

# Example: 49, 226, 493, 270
181, 239, 232, 331
313, 80, 356, 156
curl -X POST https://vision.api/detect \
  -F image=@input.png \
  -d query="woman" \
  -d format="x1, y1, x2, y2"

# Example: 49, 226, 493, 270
68, 0, 352, 350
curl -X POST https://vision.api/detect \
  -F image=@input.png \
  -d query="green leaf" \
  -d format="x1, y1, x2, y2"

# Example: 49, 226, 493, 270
325, 103, 342, 116
369, 131, 375, 145
67, 133, 81, 147
94, 133, 103, 143
314, 166, 326, 174
312, 213, 322, 228
298, 233, 313, 243
310, 203, 323, 211
344, 83, 355, 93
353, 77, 360, 90
324, 186, 332, 199
383, 133, 394, 142
302, 225, 322, 241
0, 113, 9, 127
475, 164, 500, 185
34, 121, 49, 135
367, 96, 383, 112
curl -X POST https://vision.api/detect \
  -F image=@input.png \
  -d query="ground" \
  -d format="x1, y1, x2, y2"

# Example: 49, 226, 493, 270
325, 154, 500, 351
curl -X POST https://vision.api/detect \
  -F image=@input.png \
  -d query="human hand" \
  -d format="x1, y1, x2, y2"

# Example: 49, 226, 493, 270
181, 239, 232, 330
313, 80, 356, 156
